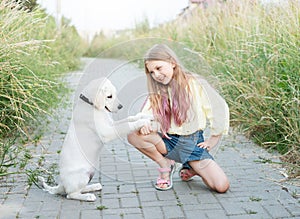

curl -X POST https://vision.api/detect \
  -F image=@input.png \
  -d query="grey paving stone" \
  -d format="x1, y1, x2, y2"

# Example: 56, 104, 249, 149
60, 199, 82, 210
80, 209, 101, 218
162, 205, 185, 218
177, 193, 199, 205
205, 209, 229, 219
139, 191, 158, 203
101, 198, 120, 209
196, 192, 219, 204
21, 200, 43, 212
120, 196, 140, 208
263, 203, 293, 218
183, 203, 221, 211
59, 209, 81, 219
184, 210, 208, 219
101, 215, 121, 219
101, 207, 142, 216
220, 200, 248, 215
39, 199, 61, 211
228, 214, 258, 219
123, 213, 144, 219
118, 184, 137, 194
0, 203, 23, 219
156, 190, 177, 201
142, 206, 164, 219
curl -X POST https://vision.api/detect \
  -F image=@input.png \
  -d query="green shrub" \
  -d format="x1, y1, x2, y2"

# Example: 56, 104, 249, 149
0, 0, 86, 175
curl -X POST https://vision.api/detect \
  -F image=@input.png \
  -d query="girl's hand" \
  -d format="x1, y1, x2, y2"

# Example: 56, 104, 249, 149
197, 135, 221, 151
139, 124, 153, 135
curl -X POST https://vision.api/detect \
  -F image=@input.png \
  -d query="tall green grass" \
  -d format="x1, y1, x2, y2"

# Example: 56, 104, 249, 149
0, 0, 86, 175
179, 1, 300, 174
87, 0, 299, 175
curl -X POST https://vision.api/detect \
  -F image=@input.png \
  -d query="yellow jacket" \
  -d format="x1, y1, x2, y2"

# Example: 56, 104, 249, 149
142, 75, 229, 136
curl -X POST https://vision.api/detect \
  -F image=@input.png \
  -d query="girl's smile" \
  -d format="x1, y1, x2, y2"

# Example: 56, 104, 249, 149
146, 60, 175, 85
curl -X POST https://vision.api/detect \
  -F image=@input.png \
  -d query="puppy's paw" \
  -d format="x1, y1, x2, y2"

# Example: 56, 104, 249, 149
37, 176, 45, 183
86, 193, 97, 202
135, 118, 151, 130
37, 176, 47, 189
92, 183, 102, 191
67, 193, 97, 202
150, 121, 160, 132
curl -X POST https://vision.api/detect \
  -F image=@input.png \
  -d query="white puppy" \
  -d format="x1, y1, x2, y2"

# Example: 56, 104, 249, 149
39, 78, 154, 201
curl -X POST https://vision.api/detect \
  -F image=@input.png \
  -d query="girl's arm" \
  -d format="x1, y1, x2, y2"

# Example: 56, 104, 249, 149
194, 76, 229, 151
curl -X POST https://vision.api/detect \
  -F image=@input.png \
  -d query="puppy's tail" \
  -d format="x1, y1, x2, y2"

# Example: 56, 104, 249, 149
38, 176, 65, 195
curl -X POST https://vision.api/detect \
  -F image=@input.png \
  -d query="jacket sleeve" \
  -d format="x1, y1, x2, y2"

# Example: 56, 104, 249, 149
197, 76, 230, 135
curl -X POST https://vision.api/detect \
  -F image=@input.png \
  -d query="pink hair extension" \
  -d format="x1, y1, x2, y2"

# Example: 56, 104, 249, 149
170, 81, 190, 127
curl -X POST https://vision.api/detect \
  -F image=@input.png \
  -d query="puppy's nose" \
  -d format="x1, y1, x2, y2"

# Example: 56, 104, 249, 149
118, 104, 123, 109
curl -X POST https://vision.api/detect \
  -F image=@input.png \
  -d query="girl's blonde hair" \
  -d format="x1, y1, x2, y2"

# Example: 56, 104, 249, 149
144, 44, 192, 135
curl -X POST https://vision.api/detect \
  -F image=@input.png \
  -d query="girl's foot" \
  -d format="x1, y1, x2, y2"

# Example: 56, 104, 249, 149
154, 160, 176, 191
179, 166, 197, 181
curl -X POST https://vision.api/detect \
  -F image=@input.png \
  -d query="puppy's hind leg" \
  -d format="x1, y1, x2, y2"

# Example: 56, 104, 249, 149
66, 182, 101, 201
81, 183, 102, 193
67, 192, 97, 202
38, 176, 65, 195
64, 173, 99, 201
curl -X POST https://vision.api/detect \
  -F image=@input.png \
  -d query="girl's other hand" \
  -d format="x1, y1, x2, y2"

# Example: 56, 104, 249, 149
197, 135, 221, 151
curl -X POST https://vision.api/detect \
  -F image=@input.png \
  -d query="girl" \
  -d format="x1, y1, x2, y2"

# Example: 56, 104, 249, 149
127, 44, 230, 192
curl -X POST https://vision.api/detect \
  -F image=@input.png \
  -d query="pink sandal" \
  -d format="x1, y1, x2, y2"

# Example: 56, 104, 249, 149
154, 161, 176, 191
179, 167, 197, 182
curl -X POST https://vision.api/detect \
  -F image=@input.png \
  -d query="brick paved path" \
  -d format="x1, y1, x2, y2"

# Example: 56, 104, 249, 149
0, 58, 299, 219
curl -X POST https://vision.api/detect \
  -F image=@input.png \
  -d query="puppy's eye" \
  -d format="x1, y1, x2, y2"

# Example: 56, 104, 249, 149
107, 95, 112, 99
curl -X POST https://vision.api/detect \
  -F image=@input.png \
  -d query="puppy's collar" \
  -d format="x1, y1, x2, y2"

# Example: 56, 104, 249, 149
79, 94, 93, 106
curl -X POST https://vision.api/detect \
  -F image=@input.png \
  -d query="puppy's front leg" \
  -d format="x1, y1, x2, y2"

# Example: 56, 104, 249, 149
97, 119, 149, 143
109, 118, 152, 141
149, 120, 160, 132
113, 113, 153, 125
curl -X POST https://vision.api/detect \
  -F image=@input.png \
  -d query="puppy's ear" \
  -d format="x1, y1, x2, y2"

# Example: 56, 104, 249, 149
93, 86, 106, 110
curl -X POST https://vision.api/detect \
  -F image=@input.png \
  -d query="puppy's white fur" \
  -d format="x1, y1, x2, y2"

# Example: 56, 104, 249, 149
39, 78, 154, 201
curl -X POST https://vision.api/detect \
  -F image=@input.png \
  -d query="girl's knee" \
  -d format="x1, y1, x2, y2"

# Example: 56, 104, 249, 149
127, 132, 139, 145
127, 131, 151, 146
215, 179, 230, 193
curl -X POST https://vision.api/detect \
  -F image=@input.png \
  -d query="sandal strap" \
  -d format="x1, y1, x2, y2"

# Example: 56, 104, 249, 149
157, 160, 175, 173
180, 169, 194, 178
179, 167, 197, 181
156, 178, 170, 185
154, 160, 175, 191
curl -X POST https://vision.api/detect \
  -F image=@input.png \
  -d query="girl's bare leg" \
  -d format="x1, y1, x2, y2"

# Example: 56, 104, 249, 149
127, 131, 173, 189
127, 131, 169, 165
128, 132, 229, 192
189, 159, 230, 193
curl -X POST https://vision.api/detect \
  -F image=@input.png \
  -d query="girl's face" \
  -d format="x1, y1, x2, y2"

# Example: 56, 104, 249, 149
146, 60, 175, 85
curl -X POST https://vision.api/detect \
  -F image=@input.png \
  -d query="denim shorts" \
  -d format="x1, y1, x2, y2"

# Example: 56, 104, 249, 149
161, 130, 214, 169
